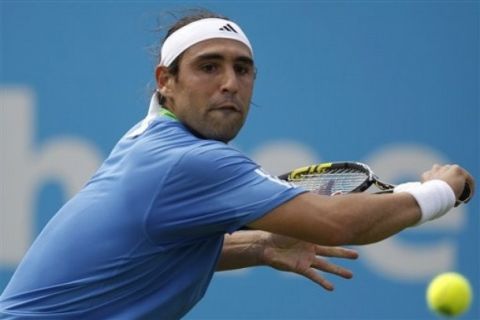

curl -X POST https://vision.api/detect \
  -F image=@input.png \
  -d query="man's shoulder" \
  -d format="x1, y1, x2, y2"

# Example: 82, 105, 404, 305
173, 141, 256, 183
183, 140, 248, 163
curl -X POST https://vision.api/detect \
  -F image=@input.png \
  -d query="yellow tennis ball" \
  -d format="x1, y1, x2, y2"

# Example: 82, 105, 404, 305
426, 272, 473, 317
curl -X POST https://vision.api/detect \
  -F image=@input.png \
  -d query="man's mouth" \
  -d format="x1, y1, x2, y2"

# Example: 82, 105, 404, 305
212, 103, 241, 114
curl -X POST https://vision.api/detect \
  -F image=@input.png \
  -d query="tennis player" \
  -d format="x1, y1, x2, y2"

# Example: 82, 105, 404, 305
0, 9, 475, 319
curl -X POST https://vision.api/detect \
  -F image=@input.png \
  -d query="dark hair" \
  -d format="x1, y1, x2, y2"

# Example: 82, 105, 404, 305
156, 9, 229, 105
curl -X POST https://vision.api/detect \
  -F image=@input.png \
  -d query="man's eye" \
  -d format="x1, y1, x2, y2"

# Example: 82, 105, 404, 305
235, 65, 252, 75
201, 64, 217, 73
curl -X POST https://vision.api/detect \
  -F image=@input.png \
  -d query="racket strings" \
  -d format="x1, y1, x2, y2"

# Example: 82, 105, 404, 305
290, 170, 368, 194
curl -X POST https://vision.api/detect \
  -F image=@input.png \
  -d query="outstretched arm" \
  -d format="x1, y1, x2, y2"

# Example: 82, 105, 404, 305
216, 230, 358, 291
248, 164, 475, 246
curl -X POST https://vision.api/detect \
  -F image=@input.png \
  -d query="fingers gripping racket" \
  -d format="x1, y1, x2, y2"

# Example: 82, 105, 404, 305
278, 161, 471, 205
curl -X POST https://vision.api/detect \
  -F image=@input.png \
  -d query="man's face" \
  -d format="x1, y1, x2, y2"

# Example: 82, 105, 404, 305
159, 38, 255, 143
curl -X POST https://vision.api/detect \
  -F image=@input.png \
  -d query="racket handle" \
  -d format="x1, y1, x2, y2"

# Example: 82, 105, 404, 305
459, 183, 471, 202
454, 183, 471, 207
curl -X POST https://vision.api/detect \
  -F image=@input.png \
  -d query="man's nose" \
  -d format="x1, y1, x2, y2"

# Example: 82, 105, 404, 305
220, 67, 239, 94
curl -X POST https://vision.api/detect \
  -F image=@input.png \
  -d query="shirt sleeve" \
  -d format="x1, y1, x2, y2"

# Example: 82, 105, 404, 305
145, 142, 306, 246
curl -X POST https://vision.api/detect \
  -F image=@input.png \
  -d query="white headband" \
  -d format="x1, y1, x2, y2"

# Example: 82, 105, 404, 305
159, 18, 253, 67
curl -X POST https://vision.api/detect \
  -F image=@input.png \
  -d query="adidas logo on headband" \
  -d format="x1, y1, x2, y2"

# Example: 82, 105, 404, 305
219, 23, 238, 33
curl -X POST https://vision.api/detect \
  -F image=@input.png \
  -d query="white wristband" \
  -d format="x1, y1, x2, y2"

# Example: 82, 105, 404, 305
393, 182, 421, 193
394, 180, 456, 225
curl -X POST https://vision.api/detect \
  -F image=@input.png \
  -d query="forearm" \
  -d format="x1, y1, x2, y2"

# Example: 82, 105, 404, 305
249, 192, 421, 246
216, 230, 269, 271
329, 192, 420, 244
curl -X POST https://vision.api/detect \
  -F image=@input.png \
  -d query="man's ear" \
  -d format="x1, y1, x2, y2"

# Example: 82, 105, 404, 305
155, 66, 174, 97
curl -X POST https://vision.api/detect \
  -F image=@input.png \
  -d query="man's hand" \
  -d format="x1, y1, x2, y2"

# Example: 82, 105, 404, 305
421, 164, 475, 203
261, 233, 358, 291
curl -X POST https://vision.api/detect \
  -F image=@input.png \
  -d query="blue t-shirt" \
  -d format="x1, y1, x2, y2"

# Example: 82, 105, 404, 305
0, 115, 304, 319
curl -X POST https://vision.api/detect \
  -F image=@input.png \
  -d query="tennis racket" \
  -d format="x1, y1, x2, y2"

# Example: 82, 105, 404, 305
278, 161, 471, 205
